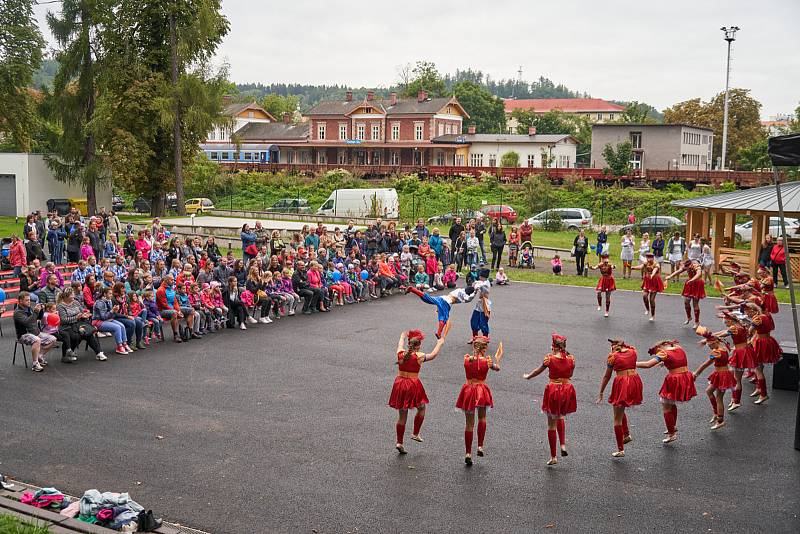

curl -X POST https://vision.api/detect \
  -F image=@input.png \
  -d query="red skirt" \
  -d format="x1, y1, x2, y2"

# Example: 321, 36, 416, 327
752, 336, 782, 365
596, 275, 616, 292
762, 293, 779, 314
659, 371, 697, 403
388, 377, 429, 409
729, 346, 756, 370
708, 369, 737, 391
642, 275, 664, 293
456, 382, 493, 412
541, 383, 577, 416
682, 278, 706, 299
608, 374, 644, 407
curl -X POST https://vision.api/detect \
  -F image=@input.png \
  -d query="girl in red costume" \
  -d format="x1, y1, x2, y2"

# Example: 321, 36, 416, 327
757, 266, 779, 314
456, 336, 503, 465
389, 325, 448, 454
589, 253, 616, 317
665, 259, 705, 328
745, 302, 782, 404
597, 339, 643, 458
632, 252, 664, 321
524, 333, 577, 466
636, 340, 697, 444
713, 311, 755, 411
693, 327, 737, 429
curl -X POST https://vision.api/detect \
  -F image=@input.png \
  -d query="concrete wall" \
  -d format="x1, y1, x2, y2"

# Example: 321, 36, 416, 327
590, 125, 713, 171
0, 153, 113, 216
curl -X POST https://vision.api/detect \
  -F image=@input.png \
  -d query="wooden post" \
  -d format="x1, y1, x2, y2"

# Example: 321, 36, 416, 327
685, 209, 697, 242
749, 213, 767, 275
711, 211, 725, 273
724, 213, 736, 247
700, 210, 711, 239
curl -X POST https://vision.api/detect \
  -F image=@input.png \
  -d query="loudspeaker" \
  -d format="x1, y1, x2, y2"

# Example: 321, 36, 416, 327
774, 342, 799, 391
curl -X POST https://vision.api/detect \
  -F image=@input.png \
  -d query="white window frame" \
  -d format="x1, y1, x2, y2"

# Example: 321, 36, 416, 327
339, 124, 347, 140
630, 131, 642, 149
390, 151, 400, 165
318, 151, 327, 164
371, 124, 380, 140
317, 123, 326, 140
209, 151, 218, 160
414, 122, 424, 141
438, 123, 444, 137
357, 123, 365, 140
469, 153, 483, 167
337, 150, 347, 165
527, 154, 535, 167
391, 123, 400, 141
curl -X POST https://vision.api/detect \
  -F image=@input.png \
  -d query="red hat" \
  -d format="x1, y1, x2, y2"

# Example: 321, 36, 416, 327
407, 329, 425, 342
552, 332, 567, 346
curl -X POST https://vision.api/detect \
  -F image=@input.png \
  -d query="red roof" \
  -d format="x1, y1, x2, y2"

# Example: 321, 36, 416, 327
504, 98, 625, 114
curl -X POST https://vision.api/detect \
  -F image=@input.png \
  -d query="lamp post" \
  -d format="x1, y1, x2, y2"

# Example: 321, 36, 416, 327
720, 26, 740, 170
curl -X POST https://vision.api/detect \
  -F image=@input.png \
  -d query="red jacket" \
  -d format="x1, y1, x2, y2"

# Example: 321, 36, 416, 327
9, 241, 26, 268
156, 284, 181, 312
770, 244, 786, 264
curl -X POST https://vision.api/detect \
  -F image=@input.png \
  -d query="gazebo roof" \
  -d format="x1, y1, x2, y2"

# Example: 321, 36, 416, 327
672, 181, 800, 214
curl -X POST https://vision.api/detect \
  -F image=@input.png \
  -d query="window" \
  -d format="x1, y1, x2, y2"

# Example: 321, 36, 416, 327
337, 150, 347, 165
371, 124, 380, 140
438, 123, 444, 136
209, 151, 218, 160
357, 124, 365, 140
488, 154, 497, 167
527, 154, 536, 167
220, 152, 229, 160
208, 129, 216, 141
391, 123, 400, 140
339, 124, 347, 140
414, 123, 423, 141
455, 154, 465, 166
317, 123, 326, 140
320, 199, 334, 210
372, 150, 381, 165
247, 111, 254, 118
557, 155, 571, 168
469, 153, 483, 167
318, 151, 327, 164
630, 152, 642, 170
244, 152, 252, 161
597, 113, 602, 121
702, 134, 708, 144
435, 152, 445, 165
390, 151, 400, 165
630, 131, 642, 149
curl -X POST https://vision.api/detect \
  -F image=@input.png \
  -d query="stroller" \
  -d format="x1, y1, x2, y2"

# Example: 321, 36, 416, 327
518, 241, 535, 269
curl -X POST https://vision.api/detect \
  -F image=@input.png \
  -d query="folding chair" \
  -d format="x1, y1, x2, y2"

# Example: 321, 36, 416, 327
13, 338, 28, 368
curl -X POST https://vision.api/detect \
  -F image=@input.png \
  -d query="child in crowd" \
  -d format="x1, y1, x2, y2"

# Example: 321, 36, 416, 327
520, 244, 534, 268
431, 261, 445, 291
551, 254, 562, 275
444, 264, 458, 289
399, 245, 413, 282
280, 268, 301, 312
80, 237, 94, 261
347, 264, 367, 302
495, 267, 509, 285
414, 263, 430, 292
208, 282, 228, 326
425, 252, 438, 287
263, 271, 287, 317
189, 283, 213, 332
41, 302, 60, 335
466, 264, 479, 287
440, 242, 451, 267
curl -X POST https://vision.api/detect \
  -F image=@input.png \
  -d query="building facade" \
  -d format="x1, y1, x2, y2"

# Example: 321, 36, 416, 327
590, 124, 714, 172
432, 130, 578, 169
504, 98, 626, 133
204, 100, 276, 145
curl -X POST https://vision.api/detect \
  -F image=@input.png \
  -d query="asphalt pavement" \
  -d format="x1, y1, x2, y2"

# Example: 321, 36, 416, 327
0, 283, 798, 533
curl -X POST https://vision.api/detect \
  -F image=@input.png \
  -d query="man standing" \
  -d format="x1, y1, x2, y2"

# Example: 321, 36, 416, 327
475, 215, 487, 263
449, 216, 465, 248
519, 218, 533, 245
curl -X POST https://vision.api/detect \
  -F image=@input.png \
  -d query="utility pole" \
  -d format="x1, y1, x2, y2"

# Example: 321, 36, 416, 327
720, 26, 740, 170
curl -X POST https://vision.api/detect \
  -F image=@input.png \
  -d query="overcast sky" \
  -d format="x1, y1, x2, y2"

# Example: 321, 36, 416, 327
34, 0, 799, 118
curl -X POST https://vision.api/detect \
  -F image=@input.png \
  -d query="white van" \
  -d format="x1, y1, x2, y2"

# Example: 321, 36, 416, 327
316, 188, 399, 218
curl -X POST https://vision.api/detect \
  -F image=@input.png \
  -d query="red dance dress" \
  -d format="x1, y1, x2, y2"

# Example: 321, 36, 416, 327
455, 355, 494, 412
707, 348, 737, 391
752, 314, 782, 365
607, 348, 644, 407
761, 277, 779, 314
540, 352, 577, 416
641, 264, 664, 293
657, 346, 697, 403
596, 263, 616, 292
681, 267, 706, 299
728, 324, 756, 371
388, 350, 429, 409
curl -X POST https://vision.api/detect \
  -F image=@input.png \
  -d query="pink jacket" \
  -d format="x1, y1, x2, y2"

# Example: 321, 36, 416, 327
308, 269, 322, 289
9, 241, 26, 268
443, 270, 457, 285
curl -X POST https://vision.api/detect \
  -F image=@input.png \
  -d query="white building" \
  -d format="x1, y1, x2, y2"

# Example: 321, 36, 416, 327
432, 129, 578, 168
0, 153, 112, 216
205, 101, 276, 144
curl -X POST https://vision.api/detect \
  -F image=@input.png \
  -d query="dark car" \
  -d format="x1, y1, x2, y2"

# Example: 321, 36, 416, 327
427, 210, 478, 225
112, 195, 125, 211
133, 197, 151, 213
265, 198, 311, 214
619, 216, 685, 236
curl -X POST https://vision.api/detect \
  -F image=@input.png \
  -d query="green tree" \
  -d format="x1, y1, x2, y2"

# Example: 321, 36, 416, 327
616, 101, 659, 124
522, 174, 553, 215
0, 0, 45, 152
185, 152, 228, 198
400, 61, 447, 98
261, 93, 300, 121
452, 80, 505, 133
499, 151, 520, 168
737, 138, 771, 171
602, 140, 633, 177
663, 89, 765, 168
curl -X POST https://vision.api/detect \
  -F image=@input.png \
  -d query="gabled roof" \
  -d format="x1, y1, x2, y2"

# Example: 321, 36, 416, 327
306, 96, 469, 118
345, 101, 387, 116
432, 133, 577, 144
224, 101, 277, 121
305, 100, 365, 116
235, 122, 309, 141
504, 98, 625, 114
671, 181, 800, 214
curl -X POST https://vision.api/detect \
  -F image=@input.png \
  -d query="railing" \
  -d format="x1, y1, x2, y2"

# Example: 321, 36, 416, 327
646, 169, 776, 188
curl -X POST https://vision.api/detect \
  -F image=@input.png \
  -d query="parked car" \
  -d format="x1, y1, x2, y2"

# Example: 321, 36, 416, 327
618, 216, 685, 236
734, 217, 800, 243
133, 197, 151, 213
265, 198, 311, 214
112, 195, 125, 211
427, 210, 479, 225
47, 198, 87, 216
527, 208, 592, 230
480, 204, 517, 224
184, 197, 215, 215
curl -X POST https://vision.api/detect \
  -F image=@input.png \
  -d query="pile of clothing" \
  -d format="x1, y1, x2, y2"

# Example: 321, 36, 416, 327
20, 487, 68, 510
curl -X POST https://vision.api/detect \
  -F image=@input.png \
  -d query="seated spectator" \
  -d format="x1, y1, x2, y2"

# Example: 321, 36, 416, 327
56, 288, 106, 362
13, 291, 57, 372
93, 286, 132, 355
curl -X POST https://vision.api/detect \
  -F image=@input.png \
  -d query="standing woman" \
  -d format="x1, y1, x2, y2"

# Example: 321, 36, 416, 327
666, 260, 705, 328
489, 220, 506, 271
632, 252, 663, 321
573, 229, 588, 275
620, 229, 635, 279
636, 340, 697, 443
596, 226, 608, 259
589, 253, 616, 317
523, 333, 576, 466
693, 327, 737, 429
700, 239, 714, 284
745, 302, 782, 404
454, 230, 467, 273
456, 336, 503, 466
597, 339, 643, 457
666, 231, 685, 281
651, 231, 665, 265
241, 224, 258, 264
637, 232, 651, 268
686, 233, 703, 264
389, 327, 448, 454
714, 312, 755, 411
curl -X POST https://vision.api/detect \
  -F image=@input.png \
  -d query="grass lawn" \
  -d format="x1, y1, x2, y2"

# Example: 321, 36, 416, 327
0, 514, 51, 534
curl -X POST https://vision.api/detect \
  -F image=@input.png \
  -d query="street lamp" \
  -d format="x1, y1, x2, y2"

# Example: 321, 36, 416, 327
720, 26, 740, 170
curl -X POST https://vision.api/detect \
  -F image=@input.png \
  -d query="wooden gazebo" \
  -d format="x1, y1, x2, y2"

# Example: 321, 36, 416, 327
672, 181, 800, 279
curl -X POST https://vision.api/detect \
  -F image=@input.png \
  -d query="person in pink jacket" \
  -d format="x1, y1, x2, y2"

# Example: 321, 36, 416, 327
9, 235, 27, 276
38, 262, 64, 288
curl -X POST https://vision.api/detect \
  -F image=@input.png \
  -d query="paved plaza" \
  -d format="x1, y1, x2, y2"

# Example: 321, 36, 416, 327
1, 283, 798, 533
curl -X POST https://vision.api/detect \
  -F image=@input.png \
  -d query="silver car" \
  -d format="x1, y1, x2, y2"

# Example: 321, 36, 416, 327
734, 217, 799, 243
527, 208, 593, 230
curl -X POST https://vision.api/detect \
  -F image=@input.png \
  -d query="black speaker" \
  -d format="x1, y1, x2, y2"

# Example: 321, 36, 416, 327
774, 342, 800, 391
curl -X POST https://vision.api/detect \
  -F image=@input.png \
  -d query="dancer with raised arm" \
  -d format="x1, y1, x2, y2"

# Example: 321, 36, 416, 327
589, 253, 616, 317
713, 311, 755, 411
632, 252, 664, 321
405, 285, 475, 339
597, 339, 643, 458
389, 325, 449, 454
666, 260, 705, 328
693, 327, 737, 430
